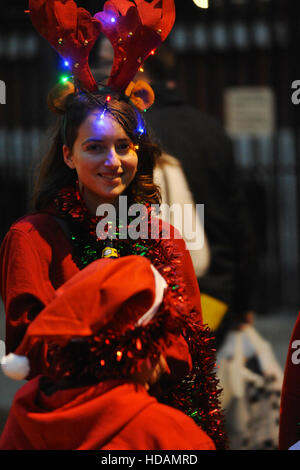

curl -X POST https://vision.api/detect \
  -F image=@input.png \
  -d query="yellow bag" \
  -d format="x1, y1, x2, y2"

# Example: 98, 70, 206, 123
201, 293, 228, 331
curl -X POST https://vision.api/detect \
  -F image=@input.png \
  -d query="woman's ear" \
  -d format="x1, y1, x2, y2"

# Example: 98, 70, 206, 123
63, 145, 75, 169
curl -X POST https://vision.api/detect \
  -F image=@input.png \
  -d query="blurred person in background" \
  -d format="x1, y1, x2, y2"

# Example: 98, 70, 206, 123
123, 42, 257, 346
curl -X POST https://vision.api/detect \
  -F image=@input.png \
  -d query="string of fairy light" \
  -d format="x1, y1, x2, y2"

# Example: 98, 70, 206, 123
60, 15, 116, 84
25, 8, 151, 137
58, 12, 155, 137
24, 2, 207, 98
23, 2, 208, 134
51, 1, 207, 136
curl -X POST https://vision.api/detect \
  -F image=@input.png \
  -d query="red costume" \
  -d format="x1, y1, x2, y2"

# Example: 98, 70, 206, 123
279, 312, 300, 450
0, 379, 215, 450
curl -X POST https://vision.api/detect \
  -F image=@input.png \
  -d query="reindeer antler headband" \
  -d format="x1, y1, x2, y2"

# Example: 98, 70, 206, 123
28, 0, 176, 112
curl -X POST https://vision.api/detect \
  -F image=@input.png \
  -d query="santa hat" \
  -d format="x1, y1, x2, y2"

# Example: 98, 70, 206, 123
1, 255, 172, 381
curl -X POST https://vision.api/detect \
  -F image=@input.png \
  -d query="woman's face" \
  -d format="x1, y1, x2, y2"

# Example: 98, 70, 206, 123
63, 111, 138, 213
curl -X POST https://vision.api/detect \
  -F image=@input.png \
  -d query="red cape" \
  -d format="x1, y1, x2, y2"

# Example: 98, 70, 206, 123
0, 377, 215, 450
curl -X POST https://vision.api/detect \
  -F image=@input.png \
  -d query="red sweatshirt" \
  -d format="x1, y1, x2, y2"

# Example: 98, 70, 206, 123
0, 378, 215, 450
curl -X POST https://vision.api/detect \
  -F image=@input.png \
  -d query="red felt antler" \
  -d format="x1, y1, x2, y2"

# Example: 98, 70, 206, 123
28, 0, 176, 96
94, 0, 176, 91
29, 0, 102, 92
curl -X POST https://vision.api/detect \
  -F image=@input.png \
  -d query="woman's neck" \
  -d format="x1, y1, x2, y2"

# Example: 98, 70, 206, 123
79, 184, 119, 216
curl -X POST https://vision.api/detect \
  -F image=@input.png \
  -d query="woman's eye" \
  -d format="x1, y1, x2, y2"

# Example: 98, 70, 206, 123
85, 142, 133, 154
116, 143, 130, 153
86, 144, 104, 152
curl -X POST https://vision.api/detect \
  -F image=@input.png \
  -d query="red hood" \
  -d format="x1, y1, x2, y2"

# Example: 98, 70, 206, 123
0, 377, 157, 450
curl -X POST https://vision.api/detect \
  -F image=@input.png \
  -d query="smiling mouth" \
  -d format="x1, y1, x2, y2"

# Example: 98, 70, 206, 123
98, 173, 123, 181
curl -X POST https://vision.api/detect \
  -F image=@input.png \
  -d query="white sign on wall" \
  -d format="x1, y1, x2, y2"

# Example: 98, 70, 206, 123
224, 87, 276, 137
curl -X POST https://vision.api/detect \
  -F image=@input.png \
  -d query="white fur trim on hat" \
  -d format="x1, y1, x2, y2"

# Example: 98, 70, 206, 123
136, 265, 168, 327
1, 353, 30, 380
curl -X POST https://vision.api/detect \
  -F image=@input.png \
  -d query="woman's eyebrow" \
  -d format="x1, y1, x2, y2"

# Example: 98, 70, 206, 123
81, 137, 131, 147
81, 138, 104, 145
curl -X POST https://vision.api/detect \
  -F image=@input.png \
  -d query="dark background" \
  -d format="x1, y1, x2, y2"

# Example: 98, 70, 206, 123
1, 0, 300, 315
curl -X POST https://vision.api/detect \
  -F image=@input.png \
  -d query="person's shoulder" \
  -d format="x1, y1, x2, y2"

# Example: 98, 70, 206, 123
9, 211, 59, 235
133, 400, 215, 449
1, 212, 62, 253
144, 401, 194, 427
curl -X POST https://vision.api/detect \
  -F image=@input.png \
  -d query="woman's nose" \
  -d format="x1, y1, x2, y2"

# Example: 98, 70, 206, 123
104, 148, 121, 168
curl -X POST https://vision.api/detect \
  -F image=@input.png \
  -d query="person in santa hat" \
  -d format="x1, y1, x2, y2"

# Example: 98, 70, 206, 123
0, 256, 216, 450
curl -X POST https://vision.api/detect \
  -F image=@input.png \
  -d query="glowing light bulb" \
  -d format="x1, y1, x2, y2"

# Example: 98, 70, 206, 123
150, 50, 156, 55
96, 109, 106, 125
60, 76, 69, 83
106, 95, 111, 102
64, 60, 70, 67
193, 0, 209, 8
116, 351, 123, 361
110, 17, 116, 23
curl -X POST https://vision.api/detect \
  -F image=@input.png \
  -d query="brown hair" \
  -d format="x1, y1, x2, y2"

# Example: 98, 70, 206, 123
31, 88, 161, 210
